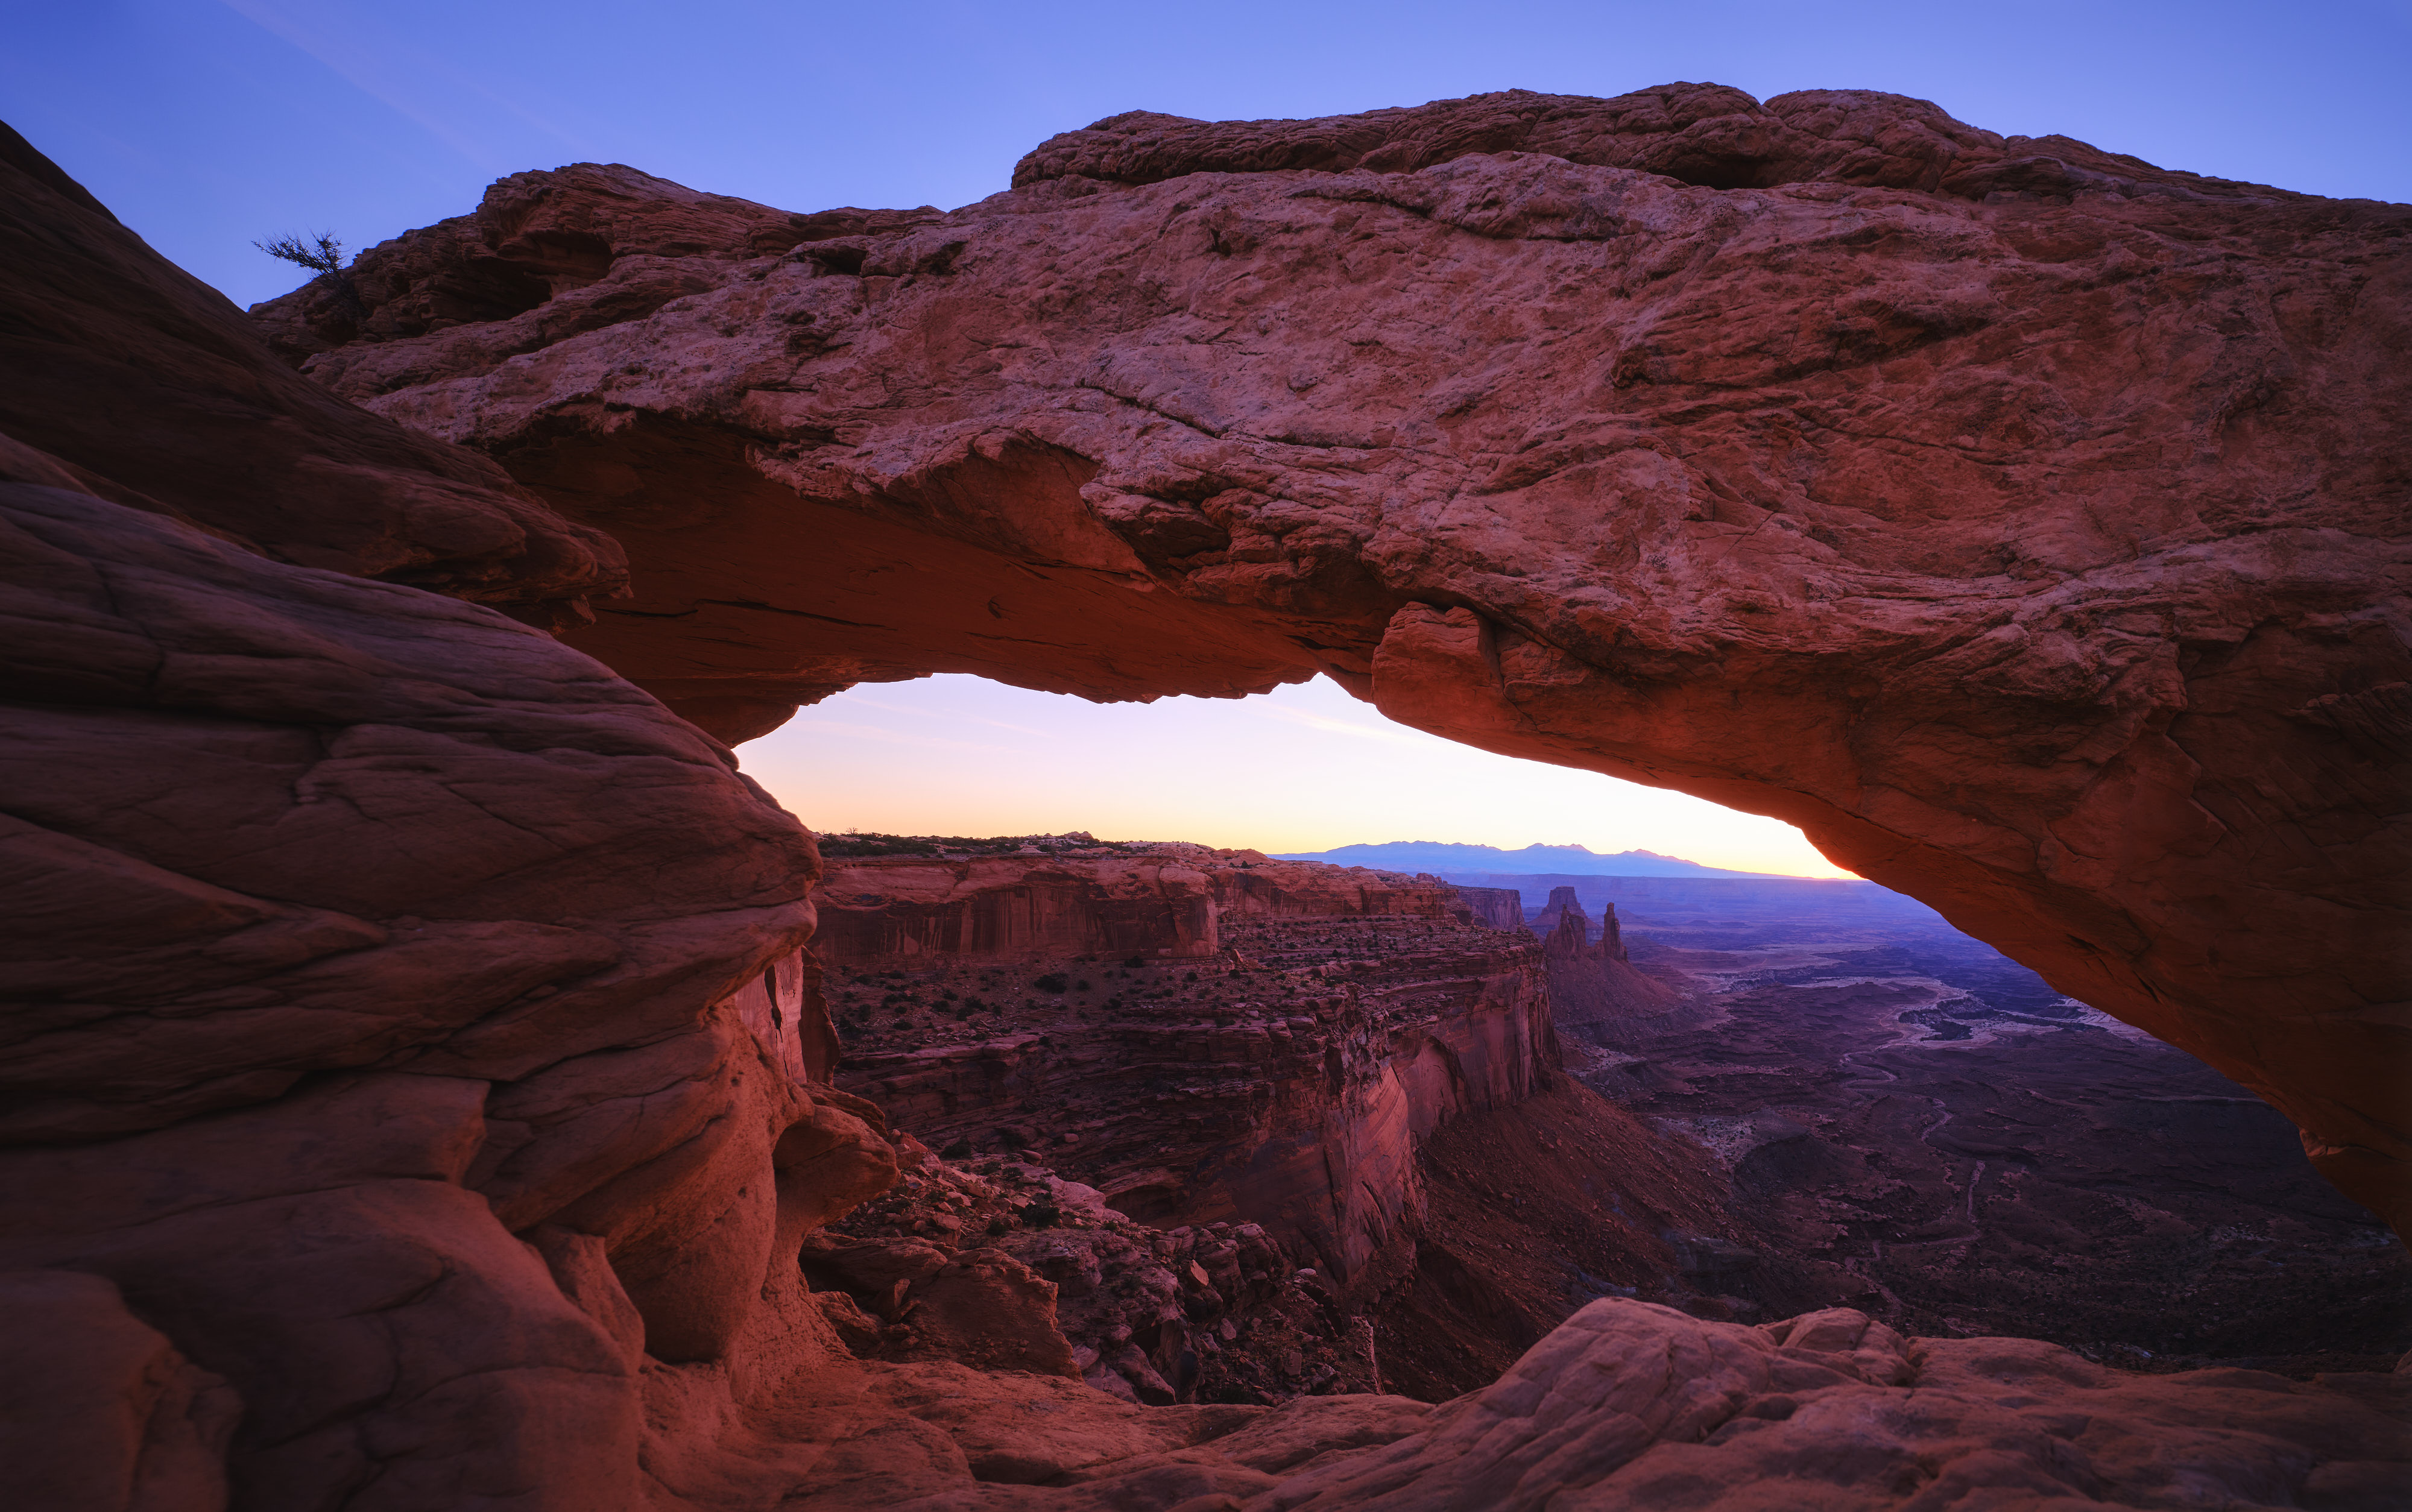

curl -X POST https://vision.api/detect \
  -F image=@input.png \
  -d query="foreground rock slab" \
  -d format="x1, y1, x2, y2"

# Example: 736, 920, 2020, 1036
1242, 1300, 2411, 1512
265, 84, 2412, 1230
779, 1300, 2409, 1510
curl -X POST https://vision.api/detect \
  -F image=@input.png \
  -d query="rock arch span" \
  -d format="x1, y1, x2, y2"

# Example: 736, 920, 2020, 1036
262, 84, 2411, 1233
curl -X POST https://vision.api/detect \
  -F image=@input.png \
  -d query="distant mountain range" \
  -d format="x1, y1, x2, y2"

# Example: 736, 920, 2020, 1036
1267, 842, 1787, 878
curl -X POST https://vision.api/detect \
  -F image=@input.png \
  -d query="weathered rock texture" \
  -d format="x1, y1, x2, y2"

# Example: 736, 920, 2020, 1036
809, 860, 1761, 1407
809, 1146, 1386, 1409
1250, 1300, 2411, 1512
259, 84, 2412, 1230
1447, 883, 1525, 930
818, 851, 1223, 963
250, 162, 941, 373
0, 476, 908, 1505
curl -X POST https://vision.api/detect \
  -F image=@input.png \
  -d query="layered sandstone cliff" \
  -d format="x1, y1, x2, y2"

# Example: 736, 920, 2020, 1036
816, 856, 1549, 1281
805, 851, 1780, 1406
0, 479, 903, 1507
813, 844, 1466, 966
1447, 884, 1525, 930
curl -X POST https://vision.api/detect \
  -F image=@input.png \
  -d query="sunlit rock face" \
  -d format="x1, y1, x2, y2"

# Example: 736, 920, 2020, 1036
258, 83, 2411, 1233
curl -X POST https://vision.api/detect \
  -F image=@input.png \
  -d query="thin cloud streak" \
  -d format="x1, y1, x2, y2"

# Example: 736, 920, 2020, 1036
216, 1, 594, 171
838, 693, 1051, 737
1247, 702, 1444, 749
780, 719, 1011, 754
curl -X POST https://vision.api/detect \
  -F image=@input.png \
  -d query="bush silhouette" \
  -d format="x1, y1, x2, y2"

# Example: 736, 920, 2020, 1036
255, 230, 363, 319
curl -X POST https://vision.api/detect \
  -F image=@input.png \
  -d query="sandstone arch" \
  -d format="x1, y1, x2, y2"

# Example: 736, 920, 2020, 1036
257, 85, 2410, 1233
2, 87, 2408, 1507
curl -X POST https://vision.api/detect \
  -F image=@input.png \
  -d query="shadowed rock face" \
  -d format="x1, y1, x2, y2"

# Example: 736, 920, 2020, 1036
0, 125, 625, 619
259, 85, 2411, 1231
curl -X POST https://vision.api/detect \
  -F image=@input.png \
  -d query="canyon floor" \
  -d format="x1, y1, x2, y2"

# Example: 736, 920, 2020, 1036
1536, 877, 2412, 1375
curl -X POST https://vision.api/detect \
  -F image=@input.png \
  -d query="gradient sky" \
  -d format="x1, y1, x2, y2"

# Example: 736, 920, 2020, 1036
8, 2, 2404, 873
743, 675, 1861, 877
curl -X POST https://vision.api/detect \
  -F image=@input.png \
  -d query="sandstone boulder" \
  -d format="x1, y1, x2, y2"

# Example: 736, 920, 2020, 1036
0, 1270, 239, 1512
0, 477, 882, 1504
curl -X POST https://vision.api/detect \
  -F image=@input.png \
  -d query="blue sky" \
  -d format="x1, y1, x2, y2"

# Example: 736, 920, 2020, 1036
7, 2, 2404, 867
7, 1, 2408, 309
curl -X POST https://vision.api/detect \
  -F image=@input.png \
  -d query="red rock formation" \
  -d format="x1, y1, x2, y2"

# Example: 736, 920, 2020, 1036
1204, 852, 1472, 923
1530, 885, 1621, 955
4, 109, 2407, 1510
1447, 884, 1525, 931
824, 879, 1557, 1289
810, 1151, 1381, 1408
1010, 86, 2293, 202
252, 163, 941, 371
1526, 888, 1691, 1051
254, 85, 2411, 1232
1255, 1300, 2411, 1511
0, 475, 913, 1504
809, 863, 1741, 1408
817, 850, 1221, 963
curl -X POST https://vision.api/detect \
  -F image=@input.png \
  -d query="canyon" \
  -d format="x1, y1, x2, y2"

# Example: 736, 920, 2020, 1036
1523, 878, 2412, 1371
0, 83, 2406, 1510
805, 844, 1751, 1405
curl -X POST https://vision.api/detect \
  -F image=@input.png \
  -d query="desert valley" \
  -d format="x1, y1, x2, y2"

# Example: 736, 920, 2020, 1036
797, 836, 2407, 1413
1, 72, 2407, 1512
